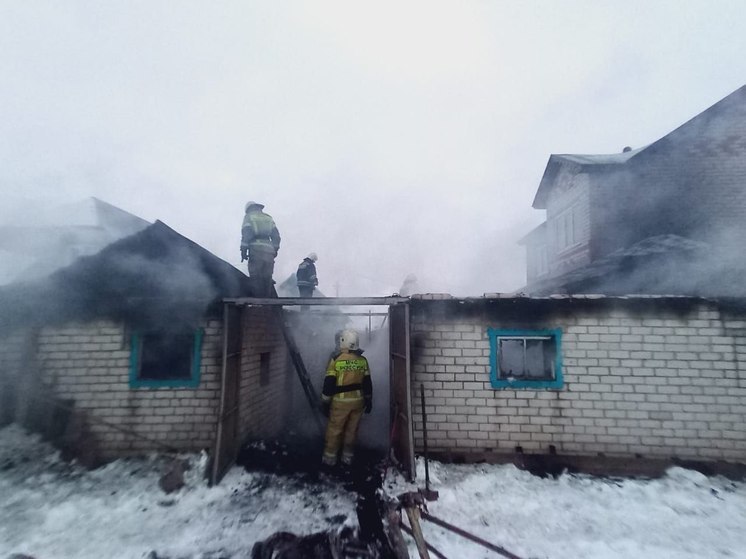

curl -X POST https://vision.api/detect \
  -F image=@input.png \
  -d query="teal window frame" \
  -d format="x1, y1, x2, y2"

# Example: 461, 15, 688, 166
129, 328, 204, 389
488, 328, 563, 389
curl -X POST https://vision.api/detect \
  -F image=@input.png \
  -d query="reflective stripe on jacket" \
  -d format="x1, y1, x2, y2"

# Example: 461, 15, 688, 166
241, 210, 281, 253
322, 351, 371, 403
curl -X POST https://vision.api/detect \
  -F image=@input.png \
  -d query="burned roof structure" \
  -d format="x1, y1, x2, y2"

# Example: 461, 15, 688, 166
0, 220, 251, 331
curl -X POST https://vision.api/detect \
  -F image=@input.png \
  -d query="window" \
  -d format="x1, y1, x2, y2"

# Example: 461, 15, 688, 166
488, 328, 563, 389
129, 328, 203, 388
259, 352, 271, 386
555, 206, 582, 252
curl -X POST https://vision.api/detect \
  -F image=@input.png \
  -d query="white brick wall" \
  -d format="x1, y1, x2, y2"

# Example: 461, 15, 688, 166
1, 306, 293, 463
1, 319, 223, 459
238, 307, 291, 441
411, 300, 746, 462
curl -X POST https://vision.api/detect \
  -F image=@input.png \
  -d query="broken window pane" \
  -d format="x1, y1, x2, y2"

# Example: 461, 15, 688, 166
139, 329, 194, 380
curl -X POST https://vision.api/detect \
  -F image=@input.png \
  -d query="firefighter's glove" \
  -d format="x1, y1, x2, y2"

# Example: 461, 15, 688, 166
322, 402, 331, 417
240, 248, 248, 262
364, 399, 372, 414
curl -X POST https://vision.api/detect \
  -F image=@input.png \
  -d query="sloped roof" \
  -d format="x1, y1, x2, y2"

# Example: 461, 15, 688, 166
532, 84, 746, 208
0, 220, 251, 330
0, 197, 151, 284
517, 221, 547, 245
0, 197, 149, 236
551, 145, 646, 166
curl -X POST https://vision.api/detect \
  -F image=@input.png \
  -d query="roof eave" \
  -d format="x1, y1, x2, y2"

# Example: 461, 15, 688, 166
518, 221, 547, 245
532, 156, 565, 209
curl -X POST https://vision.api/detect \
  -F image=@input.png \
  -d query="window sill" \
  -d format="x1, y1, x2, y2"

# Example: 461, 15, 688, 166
491, 378, 564, 390
129, 378, 202, 389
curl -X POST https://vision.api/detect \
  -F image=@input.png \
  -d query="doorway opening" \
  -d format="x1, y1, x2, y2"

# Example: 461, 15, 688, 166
212, 296, 414, 485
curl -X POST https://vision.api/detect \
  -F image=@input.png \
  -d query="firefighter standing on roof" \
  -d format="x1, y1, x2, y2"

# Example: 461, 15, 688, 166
240, 201, 281, 297
296, 252, 319, 298
321, 329, 372, 468
296, 252, 318, 310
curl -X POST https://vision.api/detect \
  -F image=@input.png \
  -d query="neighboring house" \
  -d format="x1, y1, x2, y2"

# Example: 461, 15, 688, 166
521, 84, 746, 296
0, 197, 150, 285
0, 220, 291, 483
410, 294, 746, 468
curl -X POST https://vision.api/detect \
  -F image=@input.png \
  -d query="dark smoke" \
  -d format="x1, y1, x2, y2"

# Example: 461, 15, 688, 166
0, 220, 251, 334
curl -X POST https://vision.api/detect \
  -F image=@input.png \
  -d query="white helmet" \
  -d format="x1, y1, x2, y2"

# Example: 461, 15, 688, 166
338, 329, 359, 352
245, 201, 264, 212
307, 252, 318, 262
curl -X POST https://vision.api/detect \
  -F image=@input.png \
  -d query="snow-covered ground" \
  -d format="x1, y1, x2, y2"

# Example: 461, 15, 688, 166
2, 424, 746, 559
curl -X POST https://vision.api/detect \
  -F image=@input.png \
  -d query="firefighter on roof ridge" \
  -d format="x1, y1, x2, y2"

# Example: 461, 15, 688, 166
296, 252, 318, 310
240, 201, 281, 297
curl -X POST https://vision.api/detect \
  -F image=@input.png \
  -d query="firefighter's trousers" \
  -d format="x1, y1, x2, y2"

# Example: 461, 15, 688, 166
322, 399, 364, 466
247, 250, 275, 297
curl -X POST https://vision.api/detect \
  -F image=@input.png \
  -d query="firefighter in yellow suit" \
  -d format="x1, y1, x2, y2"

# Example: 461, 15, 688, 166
321, 329, 372, 468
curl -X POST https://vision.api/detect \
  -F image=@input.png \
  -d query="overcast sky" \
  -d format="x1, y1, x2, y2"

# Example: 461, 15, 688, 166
1, 1, 744, 297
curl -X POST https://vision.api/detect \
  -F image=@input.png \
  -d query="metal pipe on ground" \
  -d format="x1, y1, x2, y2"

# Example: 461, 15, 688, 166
400, 523, 448, 559
420, 511, 524, 559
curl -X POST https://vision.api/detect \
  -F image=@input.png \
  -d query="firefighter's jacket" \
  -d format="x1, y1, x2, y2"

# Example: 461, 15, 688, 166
296, 258, 318, 288
241, 209, 281, 255
322, 350, 372, 407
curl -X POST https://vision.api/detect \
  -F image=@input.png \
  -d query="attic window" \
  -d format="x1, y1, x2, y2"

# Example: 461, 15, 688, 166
487, 328, 563, 389
129, 328, 203, 388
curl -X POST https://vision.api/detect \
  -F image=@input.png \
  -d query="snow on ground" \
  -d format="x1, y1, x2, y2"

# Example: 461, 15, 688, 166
386, 460, 746, 559
0, 425, 356, 559
2, 424, 746, 559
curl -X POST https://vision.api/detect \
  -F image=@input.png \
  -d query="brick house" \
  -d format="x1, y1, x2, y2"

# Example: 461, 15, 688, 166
0, 221, 291, 482
521, 84, 746, 296
4, 221, 746, 479
410, 294, 746, 469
